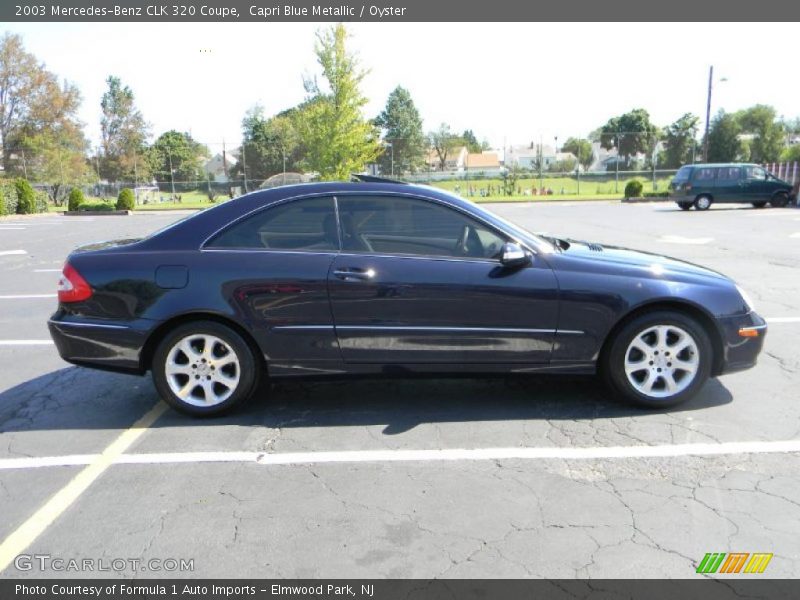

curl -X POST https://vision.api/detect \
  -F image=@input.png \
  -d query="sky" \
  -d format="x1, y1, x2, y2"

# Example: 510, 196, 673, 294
5, 22, 800, 153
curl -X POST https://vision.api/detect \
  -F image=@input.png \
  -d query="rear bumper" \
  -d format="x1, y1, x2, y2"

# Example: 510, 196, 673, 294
715, 311, 767, 375
48, 313, 154, 374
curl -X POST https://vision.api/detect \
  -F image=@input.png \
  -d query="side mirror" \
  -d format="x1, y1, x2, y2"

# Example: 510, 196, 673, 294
500, 242, 531, 267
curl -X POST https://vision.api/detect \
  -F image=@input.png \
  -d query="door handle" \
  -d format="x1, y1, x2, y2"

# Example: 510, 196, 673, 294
333, 268, 376, 281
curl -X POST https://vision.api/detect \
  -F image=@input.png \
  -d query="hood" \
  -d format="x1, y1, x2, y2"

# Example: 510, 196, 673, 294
557, 238, 729, 281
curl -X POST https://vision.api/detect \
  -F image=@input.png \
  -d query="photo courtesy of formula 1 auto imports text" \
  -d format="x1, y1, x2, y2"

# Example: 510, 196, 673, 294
1, 1, 800, 599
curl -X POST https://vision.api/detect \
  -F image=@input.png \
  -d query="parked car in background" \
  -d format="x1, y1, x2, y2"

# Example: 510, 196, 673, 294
669, 163, 795, 210
49, 178, 766, 416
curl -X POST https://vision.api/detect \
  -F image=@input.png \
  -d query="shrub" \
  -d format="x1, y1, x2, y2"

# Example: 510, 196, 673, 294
623, 179, 644, 199
0, 181, 17, 215
14, 178, 36, 214
116, 188, 135, 210
67, 188, 85, 212
34, 189, 48, 213
78, 201, 115, 212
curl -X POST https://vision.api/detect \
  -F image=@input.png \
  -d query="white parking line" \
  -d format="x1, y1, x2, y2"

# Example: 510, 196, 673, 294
3, 439, 800, 472
33, 269, 61, 273
790, 232, 800, 238
0, 250, 27, 256
0, 294, 56, 299
0, 227, 25, 230
766, 317, 800, 323
658, 235, 714, 245
0, 340, 53, 346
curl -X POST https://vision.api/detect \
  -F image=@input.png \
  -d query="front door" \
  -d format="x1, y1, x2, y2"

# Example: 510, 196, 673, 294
327, 194, 559, 364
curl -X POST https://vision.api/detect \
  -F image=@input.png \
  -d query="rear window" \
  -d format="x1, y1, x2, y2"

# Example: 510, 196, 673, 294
674, 166, 693, 182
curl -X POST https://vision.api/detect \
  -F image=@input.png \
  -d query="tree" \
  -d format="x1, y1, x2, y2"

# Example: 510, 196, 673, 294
100, 76, 150, 182
599, 109, 660, 165
561, 138, 594, 172
232, 106, 300, 184
295, 24, 381, 181
663, 113, 699, 168
735, 105, 785, 163
461, 129, 483, 153
781, 144, 800, 163
374, 86, 426, 175
0, 33, 90, 198
428, 123, 463, 171
147, 130, 208, 191
706, 111, 742, 163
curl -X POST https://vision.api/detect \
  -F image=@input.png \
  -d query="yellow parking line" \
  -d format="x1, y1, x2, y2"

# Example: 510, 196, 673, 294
0, 402, 167, 573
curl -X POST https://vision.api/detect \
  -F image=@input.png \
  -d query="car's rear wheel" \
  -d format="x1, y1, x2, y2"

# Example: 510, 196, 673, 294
152, 320, 259, 416
769, 192, 789, 208
693, 195, 712, 211
676, 202, 692, 211
602, 311, 712, 408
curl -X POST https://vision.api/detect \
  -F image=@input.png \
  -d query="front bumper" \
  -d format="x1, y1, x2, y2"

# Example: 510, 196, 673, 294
715, 311, 767, 375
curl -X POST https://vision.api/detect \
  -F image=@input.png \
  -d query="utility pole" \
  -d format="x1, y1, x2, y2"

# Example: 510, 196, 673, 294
615, 130, 621, 194
241, 143, 249, 193
168, 147, 176, 196
703, 65, 714, 162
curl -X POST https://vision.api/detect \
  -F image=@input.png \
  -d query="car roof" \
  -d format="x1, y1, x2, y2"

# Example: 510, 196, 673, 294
684, 163, 759, 168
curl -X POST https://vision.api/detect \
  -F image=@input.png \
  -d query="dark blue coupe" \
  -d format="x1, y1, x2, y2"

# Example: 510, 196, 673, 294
49, 179, 766, 416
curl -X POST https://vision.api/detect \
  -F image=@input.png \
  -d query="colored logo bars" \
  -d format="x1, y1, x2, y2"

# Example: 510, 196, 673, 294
696, 552, 773, 574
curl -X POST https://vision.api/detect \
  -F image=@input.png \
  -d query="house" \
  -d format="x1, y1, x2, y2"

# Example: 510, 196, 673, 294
203, 148, 240, 183
464, 152, 501, 171
426, 146, 468, 171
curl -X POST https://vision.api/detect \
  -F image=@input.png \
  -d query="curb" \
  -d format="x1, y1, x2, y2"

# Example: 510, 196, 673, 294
621, 197, 670, 204
63, 210, 131, 216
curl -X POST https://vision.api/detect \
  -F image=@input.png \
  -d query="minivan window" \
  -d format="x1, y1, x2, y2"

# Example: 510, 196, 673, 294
744, 166, 767, 180
207, 197, 338, 251
717, 166, 741, 184
674, 166, 693, 181
693, 167, 716, 181
337, 195, 507, 260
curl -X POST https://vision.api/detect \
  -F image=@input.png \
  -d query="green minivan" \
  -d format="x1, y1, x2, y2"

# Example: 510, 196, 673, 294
669, 163, 795, 210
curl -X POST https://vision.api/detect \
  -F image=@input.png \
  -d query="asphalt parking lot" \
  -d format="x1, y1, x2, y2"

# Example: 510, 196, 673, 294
1, 200, 799, 579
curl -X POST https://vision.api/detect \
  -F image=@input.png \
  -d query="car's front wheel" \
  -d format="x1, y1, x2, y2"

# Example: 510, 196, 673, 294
769, 192, 789, 208
152, 320, 259, 416
693, 195, 712, 211
602, 311, 712, 408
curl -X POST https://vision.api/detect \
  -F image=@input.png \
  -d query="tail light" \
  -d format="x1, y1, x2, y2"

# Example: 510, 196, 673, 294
684, 184, 692, 191
57, 263, 93, 303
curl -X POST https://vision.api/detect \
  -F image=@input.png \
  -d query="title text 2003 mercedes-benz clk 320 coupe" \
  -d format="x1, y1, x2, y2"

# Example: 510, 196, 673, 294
49, 179, 766, 416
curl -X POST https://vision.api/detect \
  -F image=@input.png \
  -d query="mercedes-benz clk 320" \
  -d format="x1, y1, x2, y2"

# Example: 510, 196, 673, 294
48, 178, 766, 416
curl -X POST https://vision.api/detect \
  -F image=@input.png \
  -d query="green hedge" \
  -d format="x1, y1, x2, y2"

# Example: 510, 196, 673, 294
67, 188, 85, 211
14, 178, 36, 214
75, 201, 115, 212
623, 179, 644, 199
0, 181, 18, 215
116, 188, 135, 211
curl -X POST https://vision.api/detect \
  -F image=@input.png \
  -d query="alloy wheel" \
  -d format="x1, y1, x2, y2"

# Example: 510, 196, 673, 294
164, 334, 241, 407
623, 324, 699, 399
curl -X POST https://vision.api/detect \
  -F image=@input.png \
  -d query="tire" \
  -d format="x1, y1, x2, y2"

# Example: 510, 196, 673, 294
751, 201, 767, 209
769, 193, 789, 208
602, 310, 712, 409
152, 320, 260, 416
693, 195, 712, 211
676, 202, 692, 211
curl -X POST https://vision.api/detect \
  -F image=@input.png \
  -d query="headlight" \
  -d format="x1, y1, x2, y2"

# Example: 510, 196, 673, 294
735, 284, 755, 311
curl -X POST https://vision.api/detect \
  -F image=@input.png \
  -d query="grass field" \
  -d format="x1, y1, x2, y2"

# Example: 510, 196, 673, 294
430, 175, 673, 201
49, 189, 229, 212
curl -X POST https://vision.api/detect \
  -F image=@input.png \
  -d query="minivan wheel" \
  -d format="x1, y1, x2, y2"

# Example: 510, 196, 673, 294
751, 201, 767, 209
676, 202, 692, 211
693, 195, 712, 211
769, 193, 789, 208
152, 320, 259, 416
602, 311, 712, 409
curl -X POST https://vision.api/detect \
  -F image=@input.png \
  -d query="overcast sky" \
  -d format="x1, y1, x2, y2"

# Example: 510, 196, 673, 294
6, 22, 799, 152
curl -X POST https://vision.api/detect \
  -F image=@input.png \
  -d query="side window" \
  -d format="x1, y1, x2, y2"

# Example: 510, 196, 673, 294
693, 167, 715, 182
745, 166, 766, 180
207, 197, 338, 251
717, 166, 741, 184
337, 196, 507, 260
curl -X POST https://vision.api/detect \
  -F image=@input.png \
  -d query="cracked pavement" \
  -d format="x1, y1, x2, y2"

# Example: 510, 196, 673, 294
1, 202, 799, 578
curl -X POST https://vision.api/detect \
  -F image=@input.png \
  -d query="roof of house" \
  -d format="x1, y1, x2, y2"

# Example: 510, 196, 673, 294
465, 152, 500, 168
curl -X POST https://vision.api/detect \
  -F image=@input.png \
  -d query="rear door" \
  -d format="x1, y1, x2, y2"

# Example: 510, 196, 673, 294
714, 165, 744, 202
327, 194, 560, 364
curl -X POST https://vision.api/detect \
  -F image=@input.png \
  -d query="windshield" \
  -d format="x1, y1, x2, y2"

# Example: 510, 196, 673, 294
674, 165, 693, 181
